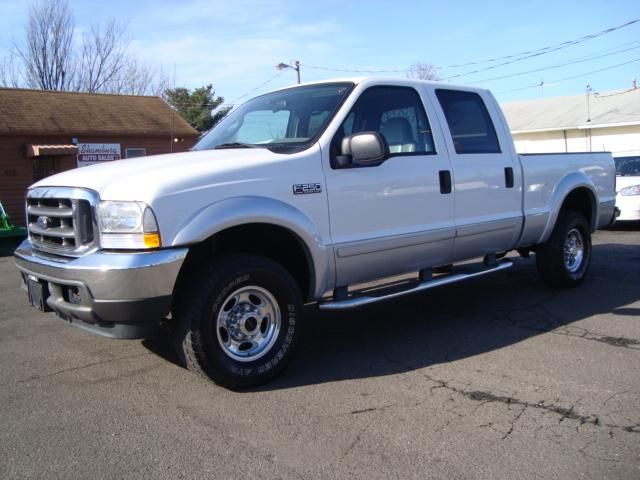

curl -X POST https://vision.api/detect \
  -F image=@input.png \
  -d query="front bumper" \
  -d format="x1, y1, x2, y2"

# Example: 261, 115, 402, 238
615, 194, 640, 221
14, 240, 188, 339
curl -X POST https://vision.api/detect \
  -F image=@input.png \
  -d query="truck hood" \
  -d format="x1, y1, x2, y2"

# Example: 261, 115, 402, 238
32, 148, 292, 202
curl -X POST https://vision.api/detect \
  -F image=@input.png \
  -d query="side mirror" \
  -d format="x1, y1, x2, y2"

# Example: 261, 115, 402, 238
336, 132, 388, 167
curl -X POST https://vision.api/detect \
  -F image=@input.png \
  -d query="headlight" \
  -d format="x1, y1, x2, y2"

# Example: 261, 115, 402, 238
97, 201, 161, 249
620, 185, 640, 196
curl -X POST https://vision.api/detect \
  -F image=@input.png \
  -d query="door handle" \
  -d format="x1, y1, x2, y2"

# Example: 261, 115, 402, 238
439, 170, 452, 194
504, 167, 514, 188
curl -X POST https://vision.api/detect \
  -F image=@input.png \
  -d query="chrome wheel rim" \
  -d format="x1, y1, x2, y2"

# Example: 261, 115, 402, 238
216, 286, 281, 362
563, 228, 585, 273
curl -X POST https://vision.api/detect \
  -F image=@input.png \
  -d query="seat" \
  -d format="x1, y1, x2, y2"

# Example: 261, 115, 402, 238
380, 117, 416, 153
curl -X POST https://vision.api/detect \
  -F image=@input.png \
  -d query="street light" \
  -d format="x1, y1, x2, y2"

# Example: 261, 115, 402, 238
276, 60, 301, 84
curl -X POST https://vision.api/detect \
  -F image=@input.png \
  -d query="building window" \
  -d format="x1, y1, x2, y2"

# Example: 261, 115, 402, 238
32, 156, 60, 182
125, 148, 147, 158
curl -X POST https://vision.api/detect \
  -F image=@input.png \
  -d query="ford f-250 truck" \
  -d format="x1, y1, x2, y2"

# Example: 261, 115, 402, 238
15, 78, 616, 388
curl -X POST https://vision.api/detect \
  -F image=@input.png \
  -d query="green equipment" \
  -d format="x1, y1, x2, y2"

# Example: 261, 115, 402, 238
0, 201, 27, 256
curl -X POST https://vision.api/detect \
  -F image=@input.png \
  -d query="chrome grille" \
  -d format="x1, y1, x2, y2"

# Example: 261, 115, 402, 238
26, 188, 98, 257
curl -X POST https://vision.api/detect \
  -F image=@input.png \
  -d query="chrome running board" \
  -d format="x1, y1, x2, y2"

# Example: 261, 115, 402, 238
318, 259, 513, 311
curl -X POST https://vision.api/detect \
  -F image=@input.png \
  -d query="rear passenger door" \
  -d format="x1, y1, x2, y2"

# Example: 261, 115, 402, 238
433, 89, 522, 260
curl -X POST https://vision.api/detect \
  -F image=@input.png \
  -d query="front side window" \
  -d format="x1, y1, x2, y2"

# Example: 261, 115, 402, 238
336, 86, 435, 155
194, 82, 354, 154
436, 89, 501, 154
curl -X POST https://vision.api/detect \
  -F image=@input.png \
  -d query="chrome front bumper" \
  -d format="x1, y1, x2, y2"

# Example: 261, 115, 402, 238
14, 240, 188, 339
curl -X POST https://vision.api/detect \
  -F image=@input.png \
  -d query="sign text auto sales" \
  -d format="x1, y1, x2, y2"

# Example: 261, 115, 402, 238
77, 143, 121, 167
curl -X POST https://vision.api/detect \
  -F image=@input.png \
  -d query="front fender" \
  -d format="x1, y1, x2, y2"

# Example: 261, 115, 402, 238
169, 196, 332, 299
539, 172, 597, 244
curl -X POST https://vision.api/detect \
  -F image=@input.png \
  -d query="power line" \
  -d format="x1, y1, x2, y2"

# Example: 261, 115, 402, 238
553, 57, 640, 82
466, 42, 640, 85
226, 70, 287, 105
442, 19, 640, 81
300, 18, 640, 77
496, 57, 640, 94
301, 63, 407, 74
166, 70, 289, 111
441, 18, 640, 69
168, 24, 640, 111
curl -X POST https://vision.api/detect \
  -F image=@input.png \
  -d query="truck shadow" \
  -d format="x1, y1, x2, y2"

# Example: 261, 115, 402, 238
141, 243, 640, 390
604, 220, 640, 231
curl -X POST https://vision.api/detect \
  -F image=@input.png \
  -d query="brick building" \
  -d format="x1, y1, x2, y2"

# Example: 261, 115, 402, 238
0, 88, 199, 226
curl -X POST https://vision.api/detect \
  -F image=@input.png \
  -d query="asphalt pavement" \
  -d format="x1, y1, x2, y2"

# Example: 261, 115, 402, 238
1, 226, 639, 479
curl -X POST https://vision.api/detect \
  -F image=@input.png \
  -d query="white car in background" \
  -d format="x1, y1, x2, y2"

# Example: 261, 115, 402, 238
614, 155, 640, 221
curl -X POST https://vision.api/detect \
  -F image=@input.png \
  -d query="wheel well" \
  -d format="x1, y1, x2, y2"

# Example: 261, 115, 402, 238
174, 224, 314, 302
560, 187, 594, 228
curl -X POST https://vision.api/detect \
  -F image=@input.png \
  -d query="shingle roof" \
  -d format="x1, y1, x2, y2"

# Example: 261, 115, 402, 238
501, 87, 640, 133
0, 88, 199, 136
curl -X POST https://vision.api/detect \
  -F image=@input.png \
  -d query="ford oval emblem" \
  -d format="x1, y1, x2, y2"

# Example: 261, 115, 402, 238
36, 216, 51, 229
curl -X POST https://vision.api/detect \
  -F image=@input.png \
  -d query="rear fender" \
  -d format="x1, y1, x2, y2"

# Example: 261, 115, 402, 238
539, 172, 597, 244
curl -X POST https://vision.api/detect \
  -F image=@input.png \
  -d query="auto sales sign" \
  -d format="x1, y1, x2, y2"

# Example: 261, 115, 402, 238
77, 143, 121, 167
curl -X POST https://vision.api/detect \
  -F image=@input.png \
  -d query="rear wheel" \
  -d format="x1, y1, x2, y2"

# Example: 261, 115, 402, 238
173, 255, 303, 389
536, 210, 591, 288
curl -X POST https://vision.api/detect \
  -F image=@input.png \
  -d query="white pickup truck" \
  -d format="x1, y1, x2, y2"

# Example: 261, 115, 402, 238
15, 78, 616, 388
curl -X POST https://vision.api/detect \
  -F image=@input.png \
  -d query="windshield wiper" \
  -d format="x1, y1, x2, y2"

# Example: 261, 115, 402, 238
214, 142, 260, 149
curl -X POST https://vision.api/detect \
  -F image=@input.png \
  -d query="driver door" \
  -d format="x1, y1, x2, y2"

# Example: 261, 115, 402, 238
323, 85, 455, 286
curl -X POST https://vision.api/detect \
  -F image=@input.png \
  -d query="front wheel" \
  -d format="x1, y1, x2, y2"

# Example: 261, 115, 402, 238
173, 255, 303, 389
536, 210, 592, 288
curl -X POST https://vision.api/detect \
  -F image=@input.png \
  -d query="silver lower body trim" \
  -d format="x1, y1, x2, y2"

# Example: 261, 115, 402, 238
14, 240, 188, 338
15, 240, 187, 300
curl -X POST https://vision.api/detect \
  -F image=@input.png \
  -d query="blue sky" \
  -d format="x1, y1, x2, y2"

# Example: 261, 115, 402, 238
1, 0, 639, 105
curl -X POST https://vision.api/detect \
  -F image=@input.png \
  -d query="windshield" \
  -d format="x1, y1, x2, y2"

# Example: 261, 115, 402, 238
194, 82, 354, 154
614, 156, 640, 176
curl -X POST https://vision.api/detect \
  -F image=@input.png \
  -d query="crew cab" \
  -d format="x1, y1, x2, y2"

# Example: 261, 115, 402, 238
15, 78, 616, 388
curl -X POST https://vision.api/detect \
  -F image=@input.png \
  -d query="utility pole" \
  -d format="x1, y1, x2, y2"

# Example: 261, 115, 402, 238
276, 60, 301, 84
586, 84, 593, 123
585, 84, 596, 152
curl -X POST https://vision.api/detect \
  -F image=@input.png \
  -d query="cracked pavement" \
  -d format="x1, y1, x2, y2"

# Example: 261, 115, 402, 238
1, 226, 639, 479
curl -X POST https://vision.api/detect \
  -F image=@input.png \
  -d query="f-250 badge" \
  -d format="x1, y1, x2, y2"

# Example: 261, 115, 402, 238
293, 183, 322, 195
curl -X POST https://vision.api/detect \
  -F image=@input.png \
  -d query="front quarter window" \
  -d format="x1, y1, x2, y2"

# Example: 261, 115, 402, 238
194, 82, 354, 154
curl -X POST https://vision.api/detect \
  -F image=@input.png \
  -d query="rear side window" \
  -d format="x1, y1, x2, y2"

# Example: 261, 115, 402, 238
436, 89, 501, 154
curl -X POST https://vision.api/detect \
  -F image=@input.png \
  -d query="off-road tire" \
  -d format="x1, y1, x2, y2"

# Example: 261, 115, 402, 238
536, 210, 592, 288
173, 255, 303, 389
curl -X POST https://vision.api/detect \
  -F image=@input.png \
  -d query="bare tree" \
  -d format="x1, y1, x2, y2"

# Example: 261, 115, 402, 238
105, 57, 156, 95
407, 62, 439, 81
75, 19, 128, 93
151, 66, 172, 97
16, 0, 75, 90
11, 0, 169, 96
0, 53, 22, 88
